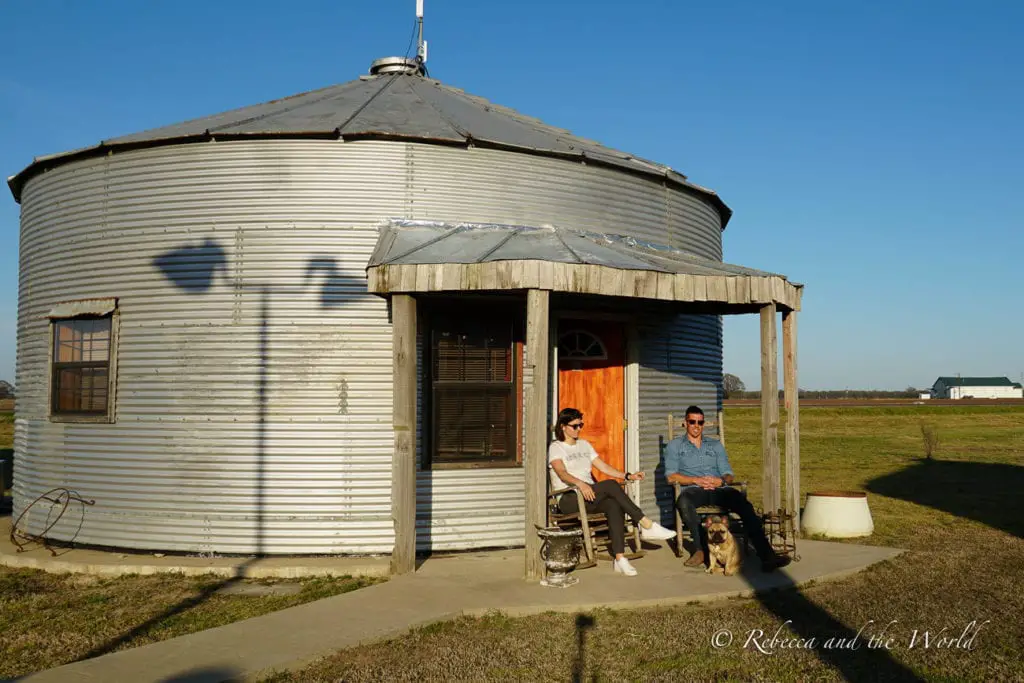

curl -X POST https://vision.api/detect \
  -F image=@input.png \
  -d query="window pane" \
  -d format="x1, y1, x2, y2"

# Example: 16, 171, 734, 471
54, 318, 111, 363
434, 386, 513, 461
55, 367, 109, 413
433, 321, 512, 383
430, 311, 517, 464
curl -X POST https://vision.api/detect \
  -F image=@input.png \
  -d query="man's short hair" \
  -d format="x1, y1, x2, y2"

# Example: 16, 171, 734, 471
684, 405, 704, 418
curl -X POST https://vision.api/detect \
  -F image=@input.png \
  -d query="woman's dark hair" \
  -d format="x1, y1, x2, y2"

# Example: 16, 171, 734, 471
553, 407, 583, 442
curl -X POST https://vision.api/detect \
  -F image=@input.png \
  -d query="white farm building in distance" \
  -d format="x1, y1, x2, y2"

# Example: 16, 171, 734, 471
930, 377, 1024, 399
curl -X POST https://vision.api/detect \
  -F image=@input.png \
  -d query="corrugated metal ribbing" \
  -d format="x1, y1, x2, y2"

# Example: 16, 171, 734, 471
15, 138, 721, 555
636, 311, 723, 527
407, 145, 722, 261
416, 469, 524, 551
16, 140, 407, 554
667, 186, 723, 261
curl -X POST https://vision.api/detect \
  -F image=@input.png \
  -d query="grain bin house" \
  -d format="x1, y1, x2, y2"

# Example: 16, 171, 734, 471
7, 57, 803, 577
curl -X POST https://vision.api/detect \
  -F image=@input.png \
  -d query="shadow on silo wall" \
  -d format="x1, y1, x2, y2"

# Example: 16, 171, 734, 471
62, 240, 376, 663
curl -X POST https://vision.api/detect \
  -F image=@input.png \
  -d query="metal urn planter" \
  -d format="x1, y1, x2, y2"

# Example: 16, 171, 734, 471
537, 526, 583, 587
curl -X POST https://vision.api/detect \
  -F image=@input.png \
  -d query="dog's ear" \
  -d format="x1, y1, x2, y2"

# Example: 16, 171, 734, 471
703, 516, 714, 528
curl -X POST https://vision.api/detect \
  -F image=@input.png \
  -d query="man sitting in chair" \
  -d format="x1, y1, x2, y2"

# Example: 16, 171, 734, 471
665, 405, 791, 572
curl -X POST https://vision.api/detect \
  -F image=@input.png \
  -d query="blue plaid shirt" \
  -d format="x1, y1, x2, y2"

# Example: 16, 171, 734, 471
664, 436, 734, 482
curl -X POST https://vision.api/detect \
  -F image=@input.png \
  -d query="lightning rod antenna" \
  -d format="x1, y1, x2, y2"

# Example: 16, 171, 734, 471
416, 0, 428, 64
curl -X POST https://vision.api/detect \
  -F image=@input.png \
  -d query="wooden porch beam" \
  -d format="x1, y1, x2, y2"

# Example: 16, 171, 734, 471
390, 294, 417, 575
524, 289, 550, 581
783, 309, 801, 533
760, 304, 781, 514
367, 263, 802, 311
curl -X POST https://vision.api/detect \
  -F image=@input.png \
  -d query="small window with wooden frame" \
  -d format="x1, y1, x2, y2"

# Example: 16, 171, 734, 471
427, 304, 523, 469
49, 300, 119, 422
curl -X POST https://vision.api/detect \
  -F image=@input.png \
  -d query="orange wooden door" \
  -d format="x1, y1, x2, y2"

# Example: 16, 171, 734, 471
557, 320, 625, 482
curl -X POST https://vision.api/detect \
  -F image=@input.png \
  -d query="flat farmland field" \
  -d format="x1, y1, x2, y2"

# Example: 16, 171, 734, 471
272, 405, 1024, 682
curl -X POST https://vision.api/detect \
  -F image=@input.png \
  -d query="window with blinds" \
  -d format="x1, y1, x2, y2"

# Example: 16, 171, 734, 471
51, 316, 113, 417
430, 313, 518, 466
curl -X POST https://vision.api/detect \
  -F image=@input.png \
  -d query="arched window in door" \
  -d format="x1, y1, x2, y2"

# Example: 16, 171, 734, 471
557, 330, 608, 361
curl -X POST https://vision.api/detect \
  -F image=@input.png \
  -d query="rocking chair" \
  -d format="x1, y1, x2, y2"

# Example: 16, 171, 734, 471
547, 484, 645, 569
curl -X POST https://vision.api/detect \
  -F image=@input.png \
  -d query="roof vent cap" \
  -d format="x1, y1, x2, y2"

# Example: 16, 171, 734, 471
369, 57, 424, 77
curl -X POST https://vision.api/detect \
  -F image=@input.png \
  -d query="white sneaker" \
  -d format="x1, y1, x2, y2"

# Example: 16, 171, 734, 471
613, 557, 638, 576
640, 522, 677, 542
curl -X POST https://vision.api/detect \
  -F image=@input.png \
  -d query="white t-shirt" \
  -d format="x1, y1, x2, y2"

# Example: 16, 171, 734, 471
548, 439, 599, 491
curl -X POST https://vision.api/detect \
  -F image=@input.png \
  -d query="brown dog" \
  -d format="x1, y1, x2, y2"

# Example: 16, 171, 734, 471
704, 515, 742, 576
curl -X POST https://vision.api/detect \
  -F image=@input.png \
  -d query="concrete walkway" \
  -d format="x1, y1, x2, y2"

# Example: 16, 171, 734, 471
12, 537, 903, 683
1, 517, 390, 579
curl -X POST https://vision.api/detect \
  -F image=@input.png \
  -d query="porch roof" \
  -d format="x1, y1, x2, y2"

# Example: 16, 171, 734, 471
366, 219, 802, 310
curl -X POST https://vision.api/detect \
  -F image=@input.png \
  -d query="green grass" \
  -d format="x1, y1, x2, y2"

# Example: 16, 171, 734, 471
269, 405, 1024, 682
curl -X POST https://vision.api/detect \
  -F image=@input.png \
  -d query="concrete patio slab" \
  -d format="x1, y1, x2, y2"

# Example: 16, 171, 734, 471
0, 517, 391, 579
15, 539, 904, 683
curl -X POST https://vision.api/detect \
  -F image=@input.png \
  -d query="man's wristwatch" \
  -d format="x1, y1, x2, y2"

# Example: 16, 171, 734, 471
624, 471, 632, 481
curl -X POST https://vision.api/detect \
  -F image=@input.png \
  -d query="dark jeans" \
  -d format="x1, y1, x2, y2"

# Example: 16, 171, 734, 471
559, 479, 645, 556
675, 486, 773, 559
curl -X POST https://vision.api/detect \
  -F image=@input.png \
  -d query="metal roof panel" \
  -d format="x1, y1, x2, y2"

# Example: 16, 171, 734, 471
368, 220, 785, 280
9, 71, 732, 226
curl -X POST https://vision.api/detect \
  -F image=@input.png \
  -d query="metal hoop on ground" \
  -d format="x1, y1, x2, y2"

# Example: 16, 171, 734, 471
10, 488, 96, 555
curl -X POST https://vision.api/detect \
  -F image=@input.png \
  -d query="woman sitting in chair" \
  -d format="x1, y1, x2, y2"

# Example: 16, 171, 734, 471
549, 407, 676, 576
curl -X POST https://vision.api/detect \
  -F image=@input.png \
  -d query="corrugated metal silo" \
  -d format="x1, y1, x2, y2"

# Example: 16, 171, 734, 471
8, 58, 748, 555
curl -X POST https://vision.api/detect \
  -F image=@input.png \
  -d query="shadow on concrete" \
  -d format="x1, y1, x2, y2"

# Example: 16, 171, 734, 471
158, 665, 243, 682
867, 459, 1024, 539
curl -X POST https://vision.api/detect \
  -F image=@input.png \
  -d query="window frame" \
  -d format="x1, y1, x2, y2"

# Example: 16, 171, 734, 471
557, 328, 609, 361
423, 301, 524, 471
48, 307, 119, 423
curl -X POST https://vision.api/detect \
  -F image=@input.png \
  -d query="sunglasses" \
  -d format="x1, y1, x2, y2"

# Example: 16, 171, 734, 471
566, 422, 584, 429
687, 419, 705, 426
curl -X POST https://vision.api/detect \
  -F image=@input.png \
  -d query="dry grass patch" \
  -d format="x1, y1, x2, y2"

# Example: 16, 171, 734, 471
269, 405, 1024, 682
0, 569, 380, 678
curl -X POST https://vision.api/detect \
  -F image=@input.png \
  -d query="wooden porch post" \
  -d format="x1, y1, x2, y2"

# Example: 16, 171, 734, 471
525, 289, 550, 581
783, 309, 801, 532
390, 294, 417, 575
760, 304, 781, 513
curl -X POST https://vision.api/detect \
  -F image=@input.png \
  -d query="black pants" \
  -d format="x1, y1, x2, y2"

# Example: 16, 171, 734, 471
675, 486, 773, 559
559, 479, 645, 556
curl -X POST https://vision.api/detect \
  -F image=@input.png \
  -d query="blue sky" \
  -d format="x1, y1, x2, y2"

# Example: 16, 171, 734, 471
1, 0, 1022, 390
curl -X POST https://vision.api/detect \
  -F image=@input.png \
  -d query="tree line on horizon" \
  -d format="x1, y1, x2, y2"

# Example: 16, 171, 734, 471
723, 374, 923, 400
